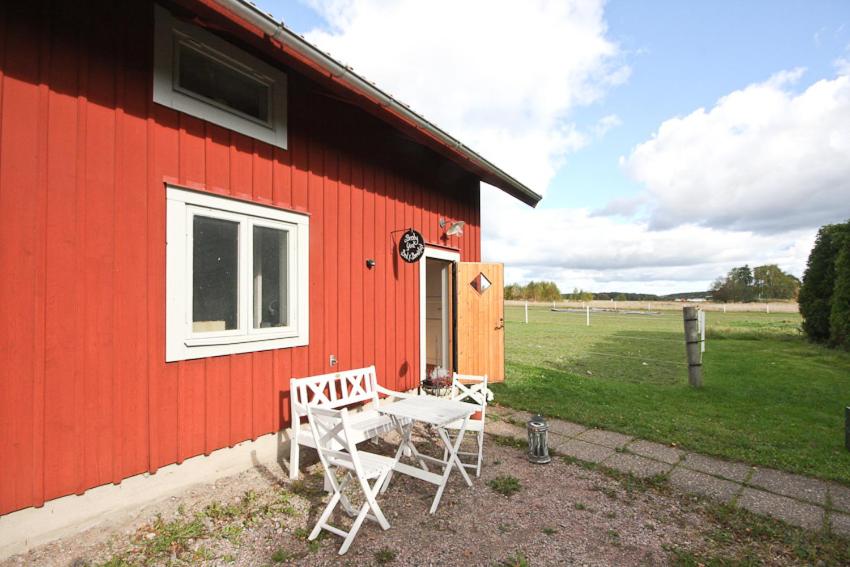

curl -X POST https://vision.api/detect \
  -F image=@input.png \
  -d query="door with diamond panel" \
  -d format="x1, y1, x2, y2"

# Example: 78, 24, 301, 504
456, 262, 504, 382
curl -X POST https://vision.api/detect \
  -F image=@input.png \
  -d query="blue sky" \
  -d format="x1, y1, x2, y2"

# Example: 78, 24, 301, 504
253, 1, 850, 293
550, 0, 850, 211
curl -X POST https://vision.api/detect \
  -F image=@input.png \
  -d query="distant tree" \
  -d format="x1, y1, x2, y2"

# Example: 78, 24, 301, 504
829, 227, 850, 349
504, 280, 562, 302
570, 288, 593, 301
504, 283, 521, 300
799, 224, 845, 342
752, 264, 801, 300
711, 265, 755, 302
711, 264, 799, 303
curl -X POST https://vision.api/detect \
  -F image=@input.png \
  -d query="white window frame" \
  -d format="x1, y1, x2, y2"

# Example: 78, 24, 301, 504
153, 5, 288, 149
166, 185, 309, 361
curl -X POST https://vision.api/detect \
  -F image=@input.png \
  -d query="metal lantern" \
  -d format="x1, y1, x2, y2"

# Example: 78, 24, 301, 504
527, 414, 551, 464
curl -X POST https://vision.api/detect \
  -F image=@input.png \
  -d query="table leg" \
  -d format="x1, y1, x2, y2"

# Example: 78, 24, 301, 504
381, 416, 411, 494
429, 416, 472, 514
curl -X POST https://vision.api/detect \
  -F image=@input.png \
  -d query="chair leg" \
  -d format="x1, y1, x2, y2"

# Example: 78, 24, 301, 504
338, 473, 391, 555
338, 500, 370, 555
289, 438, 301, 480
365, 471, 391, 530
309, 489, 341, 541
476, 430, 484, 477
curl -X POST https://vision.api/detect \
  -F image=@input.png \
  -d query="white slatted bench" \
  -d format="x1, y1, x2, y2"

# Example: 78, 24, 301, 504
289, 365, 413, 479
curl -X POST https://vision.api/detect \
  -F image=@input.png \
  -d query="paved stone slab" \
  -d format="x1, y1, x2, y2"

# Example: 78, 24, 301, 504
669, 468, 741, 503
547, 419, 588, 438
576, 428, 633, 449
737, 487, 824, 531
681, 453, 753, 483
627, 440, 683, 465
830, 512, 850, 538
556, 439, 616, 464
485, 420, 526, 442
602, 452, 672, 479
828, 483, 850, 514
748, 467, 829, 505
487, 405, 516, 419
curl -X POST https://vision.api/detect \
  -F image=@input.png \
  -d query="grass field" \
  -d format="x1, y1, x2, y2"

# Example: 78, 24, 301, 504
491, 305, 850, 485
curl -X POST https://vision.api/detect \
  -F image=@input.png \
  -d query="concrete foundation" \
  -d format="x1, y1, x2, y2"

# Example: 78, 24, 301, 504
0, 429, 294, 560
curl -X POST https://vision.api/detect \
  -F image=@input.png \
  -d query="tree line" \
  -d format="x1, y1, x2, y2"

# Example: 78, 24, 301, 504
504, 280, 562, 302
710, 264, 800, 303
799, 220, 850, 350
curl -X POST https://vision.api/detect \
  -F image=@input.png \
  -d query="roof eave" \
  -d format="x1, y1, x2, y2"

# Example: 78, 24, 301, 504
208, 0, 542, 208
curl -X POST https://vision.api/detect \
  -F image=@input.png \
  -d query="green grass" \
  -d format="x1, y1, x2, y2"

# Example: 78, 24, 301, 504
487, 474, 522, 496
492, 306, 850, 485
374, 547, 397, 564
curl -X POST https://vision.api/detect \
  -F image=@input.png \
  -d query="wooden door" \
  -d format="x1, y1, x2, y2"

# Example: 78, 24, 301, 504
456, 263, 505, 382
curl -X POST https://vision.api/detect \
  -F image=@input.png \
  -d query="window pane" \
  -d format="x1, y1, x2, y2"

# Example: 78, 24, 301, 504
253, 226, 288, 329
177, 42, 270, 123
193, 216, 239, 332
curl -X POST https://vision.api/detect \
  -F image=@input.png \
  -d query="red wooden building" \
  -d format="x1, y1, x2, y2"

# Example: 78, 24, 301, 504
0, 0, 540, 537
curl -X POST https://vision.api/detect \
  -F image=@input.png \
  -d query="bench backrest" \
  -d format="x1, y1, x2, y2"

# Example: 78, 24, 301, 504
290, 366, 380, 418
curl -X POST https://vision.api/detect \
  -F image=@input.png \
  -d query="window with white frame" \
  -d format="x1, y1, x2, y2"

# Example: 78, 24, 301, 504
153, 5, 287, 149
166, 186, 308, 361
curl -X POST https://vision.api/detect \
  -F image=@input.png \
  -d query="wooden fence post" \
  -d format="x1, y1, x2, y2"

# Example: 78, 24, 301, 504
586, 305, 590, 327
525, 301, 528, 324
683, 306, 703, 388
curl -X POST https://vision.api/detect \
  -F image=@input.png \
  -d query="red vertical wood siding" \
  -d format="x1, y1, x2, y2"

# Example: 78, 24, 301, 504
0, 0, 481, 516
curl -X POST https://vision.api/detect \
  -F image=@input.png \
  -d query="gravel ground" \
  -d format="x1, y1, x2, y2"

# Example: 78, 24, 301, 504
2, 427, 837, 567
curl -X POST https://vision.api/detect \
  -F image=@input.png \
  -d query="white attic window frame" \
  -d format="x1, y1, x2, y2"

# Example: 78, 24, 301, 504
153, 5, 288, 149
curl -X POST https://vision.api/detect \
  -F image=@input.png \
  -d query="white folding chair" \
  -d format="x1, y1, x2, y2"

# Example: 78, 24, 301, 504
443, 373, 489, 477
305, 406, 395, 555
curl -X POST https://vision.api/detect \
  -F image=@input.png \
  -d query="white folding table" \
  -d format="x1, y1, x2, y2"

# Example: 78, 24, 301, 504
377, 396, 478, 514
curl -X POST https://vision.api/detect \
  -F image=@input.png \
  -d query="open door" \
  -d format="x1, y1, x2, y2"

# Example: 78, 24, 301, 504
456, 262, 505, 382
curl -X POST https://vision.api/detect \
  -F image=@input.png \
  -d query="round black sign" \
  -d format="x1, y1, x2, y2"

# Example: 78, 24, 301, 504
399, 228, 425, 263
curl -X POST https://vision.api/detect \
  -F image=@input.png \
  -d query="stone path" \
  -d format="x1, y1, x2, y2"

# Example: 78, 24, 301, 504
485, 406, 850, 538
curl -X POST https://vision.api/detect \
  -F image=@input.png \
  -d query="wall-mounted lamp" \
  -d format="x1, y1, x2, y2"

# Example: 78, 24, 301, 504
366, 259, 376, 269
439, 217, 465, 237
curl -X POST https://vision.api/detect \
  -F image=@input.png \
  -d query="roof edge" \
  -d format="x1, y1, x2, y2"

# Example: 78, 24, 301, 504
210, 0, 542, 208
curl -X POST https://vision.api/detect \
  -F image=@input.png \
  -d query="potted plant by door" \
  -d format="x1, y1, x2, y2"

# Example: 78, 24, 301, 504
422, 367, 451, 397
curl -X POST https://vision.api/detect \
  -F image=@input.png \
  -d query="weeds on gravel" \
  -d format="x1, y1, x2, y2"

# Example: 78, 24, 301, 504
220, 524, 243, 543
560, 454, 598, 472
271, 547, 292, 563
542, 527, 557, 535
291, 476, 326, 497
97, 558, 133, 567
498, 551, 529, 567
488, 475, 522, 497
492, 434, 526, 450
141, 514, 205, 557
374, 547, 397, 563
666, 501, 850, 566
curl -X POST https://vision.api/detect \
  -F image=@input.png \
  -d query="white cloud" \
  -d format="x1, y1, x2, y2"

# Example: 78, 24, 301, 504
593, 114, 622, 138
303, 0, 628, 192
622, 69, 850, 233
299, 2, 833, 294
485, 187, 816, 293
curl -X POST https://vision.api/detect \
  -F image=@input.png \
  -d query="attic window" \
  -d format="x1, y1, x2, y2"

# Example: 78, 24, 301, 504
176, 42, 271, 125
154, 5, 287, 148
